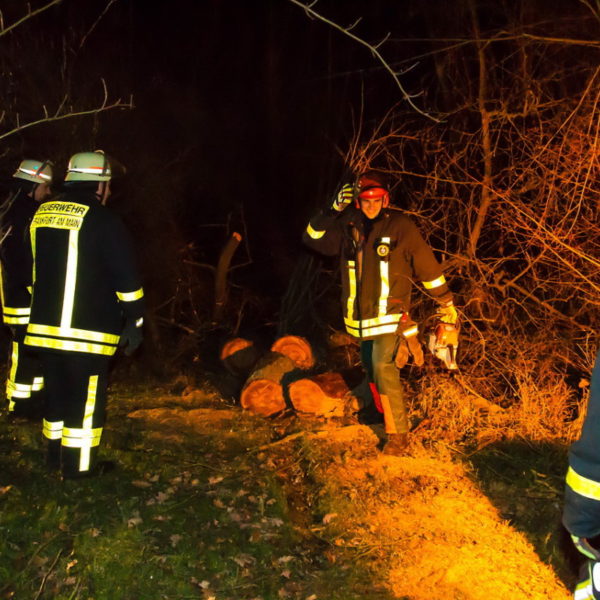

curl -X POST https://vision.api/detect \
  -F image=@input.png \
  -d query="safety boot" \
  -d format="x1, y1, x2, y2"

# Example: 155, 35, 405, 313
382, 432, 409, 456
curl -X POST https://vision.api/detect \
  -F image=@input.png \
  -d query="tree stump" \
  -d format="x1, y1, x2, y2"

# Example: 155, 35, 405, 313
270, 335, 315, 370
220, 337, 260, 376
289, 372, 360, 418
240, 353, 297, 416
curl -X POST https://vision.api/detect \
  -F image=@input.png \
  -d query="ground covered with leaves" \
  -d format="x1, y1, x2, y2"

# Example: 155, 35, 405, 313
0, 376, 579, 599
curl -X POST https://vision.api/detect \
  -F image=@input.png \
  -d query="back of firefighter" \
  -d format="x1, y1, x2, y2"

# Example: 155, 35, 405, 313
563, 349, 600, 599
25, 150, 144, 479
302, 171, 457, 455
0, 159, 53, 418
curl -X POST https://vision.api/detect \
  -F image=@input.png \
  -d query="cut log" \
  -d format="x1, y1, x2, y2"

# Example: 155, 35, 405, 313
240, 353, 297, 416
289, 372, 360, 418
220, 337, 260, 376
270, 335, 315, 370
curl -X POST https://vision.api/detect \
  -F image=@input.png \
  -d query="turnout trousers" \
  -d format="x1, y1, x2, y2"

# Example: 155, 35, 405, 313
39, 351, 110, 478
5, 324, 44, 416
360, 333, 408, 434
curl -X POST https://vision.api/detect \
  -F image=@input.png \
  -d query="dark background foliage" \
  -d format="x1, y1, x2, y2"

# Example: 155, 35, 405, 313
1, 0, 598, 381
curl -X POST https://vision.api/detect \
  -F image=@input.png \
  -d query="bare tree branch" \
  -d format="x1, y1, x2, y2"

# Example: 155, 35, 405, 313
286, 0, 441, 122
0, 0, 62, 39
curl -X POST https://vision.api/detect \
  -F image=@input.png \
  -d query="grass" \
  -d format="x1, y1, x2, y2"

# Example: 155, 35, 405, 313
0, 380, 391, 600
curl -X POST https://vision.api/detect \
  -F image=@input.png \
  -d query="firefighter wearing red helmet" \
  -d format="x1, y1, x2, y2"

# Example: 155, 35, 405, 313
0, 159, 53, 419
25, 151, 144, 478
303, 170, 457, 454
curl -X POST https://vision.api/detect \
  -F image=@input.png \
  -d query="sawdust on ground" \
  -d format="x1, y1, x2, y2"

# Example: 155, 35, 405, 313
127, 390, 571, 600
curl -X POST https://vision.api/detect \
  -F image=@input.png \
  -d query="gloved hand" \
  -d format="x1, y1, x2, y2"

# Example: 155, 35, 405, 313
394, 315, 424, 368
119, 317, 143, 356
436, 302, 458, 325
331, 183, 355, 212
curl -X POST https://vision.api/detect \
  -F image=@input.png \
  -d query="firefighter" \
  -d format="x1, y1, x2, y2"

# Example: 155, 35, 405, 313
0, 159, 53, 418
25, 150, 144, 479
302, 170, 457, 455
563, 349, 600, 599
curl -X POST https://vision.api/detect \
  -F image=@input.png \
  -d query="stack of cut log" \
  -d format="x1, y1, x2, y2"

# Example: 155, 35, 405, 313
220, 335, 361, 418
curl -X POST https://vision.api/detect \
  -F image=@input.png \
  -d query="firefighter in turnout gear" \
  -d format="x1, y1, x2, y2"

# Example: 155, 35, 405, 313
0, 159, 53, 418
25, 151, 144, 478
303, 171, 457, 455
563, 349, 600, 599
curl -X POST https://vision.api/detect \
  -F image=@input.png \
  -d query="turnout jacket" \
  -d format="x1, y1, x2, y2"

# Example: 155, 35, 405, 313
563, 350, 600, 538
0, 188, 38, 326
24, 190, 144, 356
303, 206, 451, 339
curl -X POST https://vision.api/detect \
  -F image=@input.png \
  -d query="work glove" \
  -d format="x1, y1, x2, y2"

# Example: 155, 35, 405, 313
436, 301, 458, 325
394, 315, 424, 368
331, 183, 355, 212
119, 317, 143, 356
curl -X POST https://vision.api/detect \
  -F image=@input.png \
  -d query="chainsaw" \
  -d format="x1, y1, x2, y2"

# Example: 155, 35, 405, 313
427, 322, 459, 370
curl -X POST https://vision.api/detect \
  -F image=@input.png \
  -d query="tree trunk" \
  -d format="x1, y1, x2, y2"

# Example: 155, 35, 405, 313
240, 353, 297, 416
270, 335, 315, 369
288, 372, 360, 417
213, 231, 242, 322
220, 337, 260, 377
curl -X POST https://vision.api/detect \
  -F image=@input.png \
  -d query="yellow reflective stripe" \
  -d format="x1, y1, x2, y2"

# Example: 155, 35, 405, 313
423, 275, 446, 290
7, 381, 33, 392
78, 375, 99, 470
43, 419, 63, 441
306, 223, 325, 240
566, 466, 600, 501
61, 229, 79, 327
116, 288, 144, 302
574, 577, 594, 600
4, 315, 29, 325
402, 325, 419, 338
32, 377, 44, 391
346, 261, 357, 323
344, 312, 401, 330
3, 307, 31, 316
8, 342, 18, 389
27, 324, 119, 345
62, 427, 102, 448
344, 312, 402, 338
379, 258, 389, 317
345, 321, 399, 338
8, 389, 31, 399
25, 335, 116, 356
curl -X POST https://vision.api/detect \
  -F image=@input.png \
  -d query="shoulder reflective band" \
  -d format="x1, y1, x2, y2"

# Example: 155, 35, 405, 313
117, 288, 144, 302
567, 466, 600, 501
306, 223, 325, 240
423, 275, 446, 290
